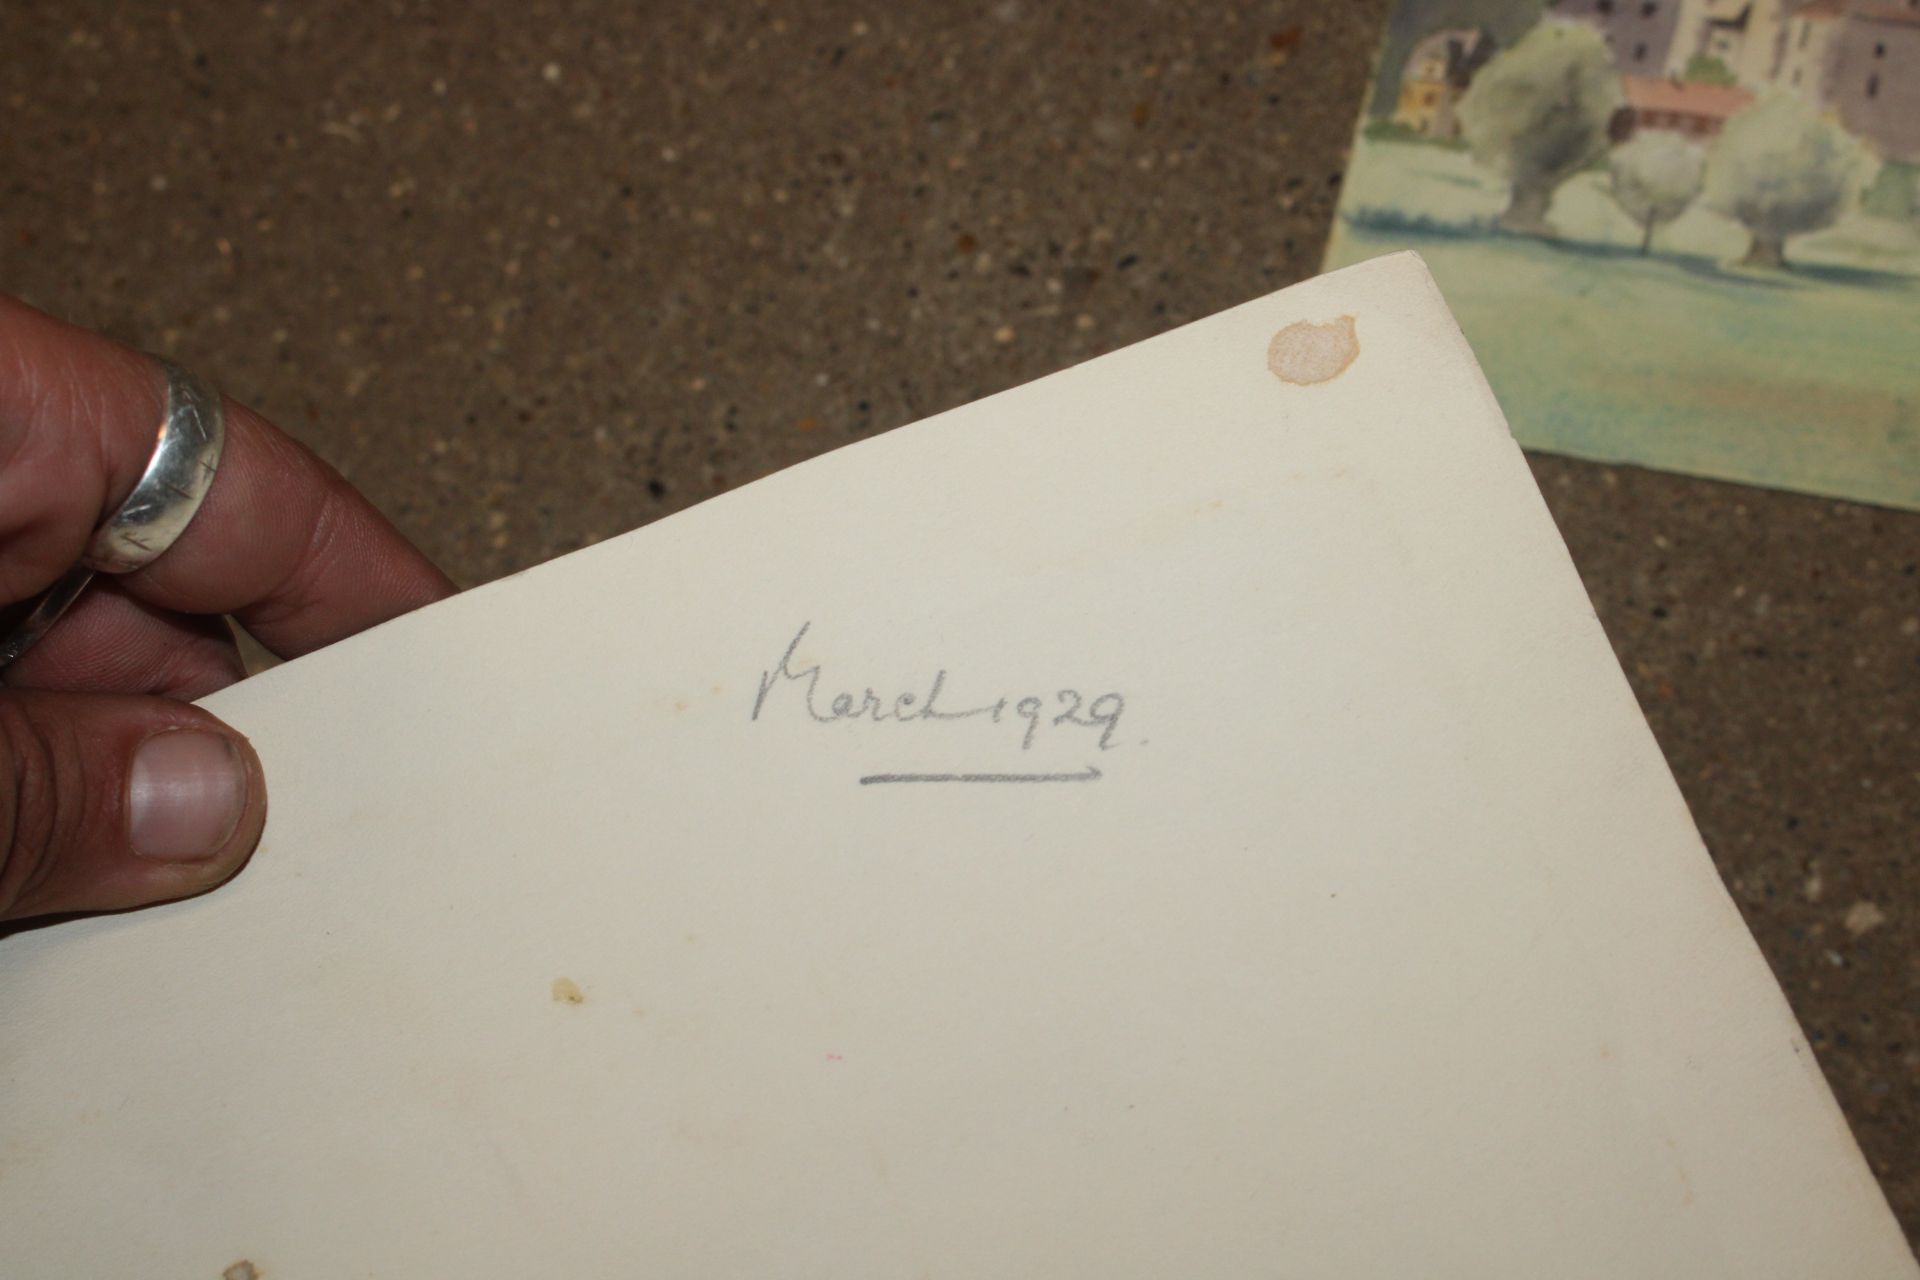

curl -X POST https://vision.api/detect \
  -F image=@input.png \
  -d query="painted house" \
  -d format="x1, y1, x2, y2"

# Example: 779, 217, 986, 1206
1392, 28, 1497, 138
1621, 73, 1757, 136
1562, 0, 1919, 161
1775, 0, 1848, 96
1828, 2, 1920, 159
1694, 0, 1918, 159
1684, 0, 1796, 83
1549, 0, 1690, 73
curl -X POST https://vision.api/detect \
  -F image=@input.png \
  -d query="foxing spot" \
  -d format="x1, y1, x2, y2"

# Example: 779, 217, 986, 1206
1268, 315, 1359, 385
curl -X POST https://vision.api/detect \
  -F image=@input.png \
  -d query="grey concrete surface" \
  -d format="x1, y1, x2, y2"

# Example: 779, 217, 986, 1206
1, 0, 1913, 1246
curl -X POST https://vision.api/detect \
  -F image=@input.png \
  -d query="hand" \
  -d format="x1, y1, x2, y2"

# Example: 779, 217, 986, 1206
0, 295, 454, 923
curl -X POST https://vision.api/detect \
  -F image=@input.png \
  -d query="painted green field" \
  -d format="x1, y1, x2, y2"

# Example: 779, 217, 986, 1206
1326, 139, 1920, 510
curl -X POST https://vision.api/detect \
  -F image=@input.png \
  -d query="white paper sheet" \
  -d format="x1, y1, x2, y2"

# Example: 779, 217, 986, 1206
2, 253, 1911, 1277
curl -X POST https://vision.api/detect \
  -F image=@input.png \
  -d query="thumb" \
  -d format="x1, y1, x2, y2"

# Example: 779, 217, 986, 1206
0, 690, 266, 922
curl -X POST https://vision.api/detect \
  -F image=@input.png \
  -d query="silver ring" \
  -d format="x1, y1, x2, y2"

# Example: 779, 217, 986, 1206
84, 359, 226, 574
0, 359, 227, 670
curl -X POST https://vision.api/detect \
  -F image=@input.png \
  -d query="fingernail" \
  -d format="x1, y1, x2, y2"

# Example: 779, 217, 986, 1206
129, 730, 248, 861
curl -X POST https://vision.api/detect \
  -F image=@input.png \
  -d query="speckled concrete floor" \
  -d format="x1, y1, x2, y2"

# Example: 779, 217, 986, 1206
2, 0, 1914, 1246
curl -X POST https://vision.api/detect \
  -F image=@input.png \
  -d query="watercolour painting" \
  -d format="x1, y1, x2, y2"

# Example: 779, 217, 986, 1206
1325, 0, 1920, 510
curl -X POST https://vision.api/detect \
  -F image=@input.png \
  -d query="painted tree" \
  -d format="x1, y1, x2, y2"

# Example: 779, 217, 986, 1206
1704, 94, 1868, 269
1608, 132, 1705, 254
1861, 162, 1919, 222
1456, 21, 1622, 234
1682, 54, 1737, 86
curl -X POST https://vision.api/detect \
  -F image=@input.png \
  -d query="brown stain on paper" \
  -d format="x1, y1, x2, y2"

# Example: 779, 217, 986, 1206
1664, 1135, 1696, 1208
1267, 315, 1359, 386
223, 1264, 260, 1280
551, 977, 585, 1005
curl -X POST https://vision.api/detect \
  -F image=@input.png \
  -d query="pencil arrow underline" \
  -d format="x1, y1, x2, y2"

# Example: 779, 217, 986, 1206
858, 765, 1103, 786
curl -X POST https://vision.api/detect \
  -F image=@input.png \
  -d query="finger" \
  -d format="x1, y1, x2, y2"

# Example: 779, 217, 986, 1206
0, 689, 267, 921
0, 293, 455, 658
139, 398, 458, 655
2, 581, 244, 700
